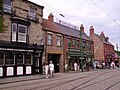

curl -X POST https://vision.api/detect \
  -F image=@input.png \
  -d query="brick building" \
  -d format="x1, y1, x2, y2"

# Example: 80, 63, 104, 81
89, 26, 115, 64
43, 13, 94, 72
0, 0, 44, 78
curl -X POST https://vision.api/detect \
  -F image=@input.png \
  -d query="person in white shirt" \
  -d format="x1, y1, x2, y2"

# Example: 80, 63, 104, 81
74, 62, 78, 71
111, 61, 115, 69
45, 62, 49, 78
49, 61, 54, 78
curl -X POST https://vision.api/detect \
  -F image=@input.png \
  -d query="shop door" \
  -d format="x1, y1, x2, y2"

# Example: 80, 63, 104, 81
48, 54, 60, 72
35, 50, 42, 74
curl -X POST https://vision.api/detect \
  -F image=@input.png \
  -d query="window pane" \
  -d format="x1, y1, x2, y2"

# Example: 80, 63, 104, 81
19, 25, 26, 33
25, 53, 32, 65
16, 53, 23, 65
47, 34, 52, 45
18, 24, 27, 43
68, 38, 71, 46
5, 52, 14, 65
12, 23, 17, 32
0, 52, 4, 65
30, 8, 35, 15
57, 36, 61, 46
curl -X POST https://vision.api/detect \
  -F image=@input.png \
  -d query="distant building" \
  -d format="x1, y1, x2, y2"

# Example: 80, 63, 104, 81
0, 0, 44, 78
89, 26, 115, 64
43, 13, 94, 72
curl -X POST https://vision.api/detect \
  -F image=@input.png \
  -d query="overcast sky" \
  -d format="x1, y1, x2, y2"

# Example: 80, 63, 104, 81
30, 0, 120, 50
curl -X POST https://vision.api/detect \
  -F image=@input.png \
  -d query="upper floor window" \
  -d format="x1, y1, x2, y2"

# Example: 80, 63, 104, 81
12, 23, 28, 43
57, 35, 62, 46
47, 33, 52, 45
3, 0, 12, 13
72, 39, 76, 46
29, 7, 36, 20
68, 38, 71, 47
76, 40, 79, 48
83, 41, 86, 48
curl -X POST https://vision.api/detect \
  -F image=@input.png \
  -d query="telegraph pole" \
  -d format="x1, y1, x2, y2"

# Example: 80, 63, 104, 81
80, 29, 83, 72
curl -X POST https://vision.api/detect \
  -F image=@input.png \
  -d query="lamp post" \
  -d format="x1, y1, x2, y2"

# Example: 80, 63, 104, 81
80, 29, 83, 72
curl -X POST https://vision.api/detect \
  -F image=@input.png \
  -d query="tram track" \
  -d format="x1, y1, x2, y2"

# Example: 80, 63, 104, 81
0, 69, 118, 90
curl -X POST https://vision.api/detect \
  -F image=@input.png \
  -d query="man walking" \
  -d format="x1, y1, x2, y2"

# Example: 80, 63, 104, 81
49, 61, 54, 78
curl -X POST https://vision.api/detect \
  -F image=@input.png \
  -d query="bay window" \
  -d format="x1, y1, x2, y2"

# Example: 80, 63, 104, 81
12, 23, 28, 43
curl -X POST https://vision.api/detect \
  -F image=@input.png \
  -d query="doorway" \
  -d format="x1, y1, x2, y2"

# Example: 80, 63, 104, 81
48, 54, 60, 72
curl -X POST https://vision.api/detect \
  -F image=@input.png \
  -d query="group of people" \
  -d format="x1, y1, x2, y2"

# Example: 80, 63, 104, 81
43, 61, 54, 78
94, 61, 116, 69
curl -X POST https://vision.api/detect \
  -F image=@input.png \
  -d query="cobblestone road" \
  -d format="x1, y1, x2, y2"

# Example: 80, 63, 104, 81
0, 68, 120, 90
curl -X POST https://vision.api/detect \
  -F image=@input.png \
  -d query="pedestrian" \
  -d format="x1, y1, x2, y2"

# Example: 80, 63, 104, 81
65, 63, 68, 71
74, 62, 78, 71
49, 61, 54, 78
45, 62, 49, 78
111, 61, 115, 69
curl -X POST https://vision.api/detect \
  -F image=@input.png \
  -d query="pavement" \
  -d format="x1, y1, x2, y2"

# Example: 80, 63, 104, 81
0, 68, 100, 85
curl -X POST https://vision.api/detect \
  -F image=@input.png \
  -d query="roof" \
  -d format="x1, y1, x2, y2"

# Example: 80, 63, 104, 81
43, 19, 90, 40
95, 34, 113, 46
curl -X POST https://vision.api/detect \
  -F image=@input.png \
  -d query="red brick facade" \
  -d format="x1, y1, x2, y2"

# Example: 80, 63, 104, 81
89, 26, 115, 64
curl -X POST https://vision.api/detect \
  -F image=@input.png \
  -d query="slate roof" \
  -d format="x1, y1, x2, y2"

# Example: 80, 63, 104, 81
95, 34, 113, 46
43, 19, 90, 40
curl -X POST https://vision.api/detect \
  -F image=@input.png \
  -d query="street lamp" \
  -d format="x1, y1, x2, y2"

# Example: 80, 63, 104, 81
80, 28, 83, 72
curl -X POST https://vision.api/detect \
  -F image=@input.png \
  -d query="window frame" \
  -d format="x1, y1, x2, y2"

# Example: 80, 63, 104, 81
68, 38, 71, 47
57, 35, 62, 46
47, 33, 52, 45
3, 0, 12, 13
18, 24, 27, 43
11, 23, 28, 43
29, 7, 36, 20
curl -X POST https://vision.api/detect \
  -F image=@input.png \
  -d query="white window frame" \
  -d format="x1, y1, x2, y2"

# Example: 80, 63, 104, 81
12, 23, 17, 42
18, 24, 27, 43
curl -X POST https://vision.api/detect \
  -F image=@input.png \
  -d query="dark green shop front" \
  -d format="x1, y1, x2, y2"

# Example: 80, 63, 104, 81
67, 49, 93, 70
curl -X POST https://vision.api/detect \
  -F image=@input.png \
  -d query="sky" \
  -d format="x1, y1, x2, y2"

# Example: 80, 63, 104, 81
30, 0, 120, 50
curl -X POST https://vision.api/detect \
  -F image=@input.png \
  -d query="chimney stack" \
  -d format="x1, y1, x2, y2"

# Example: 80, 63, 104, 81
90, 26, 94, 36
80, 24, 84, 33
48, 13, 54, 22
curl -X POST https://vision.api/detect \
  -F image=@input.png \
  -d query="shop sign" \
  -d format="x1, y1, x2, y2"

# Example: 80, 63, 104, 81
0, 48, 33, 52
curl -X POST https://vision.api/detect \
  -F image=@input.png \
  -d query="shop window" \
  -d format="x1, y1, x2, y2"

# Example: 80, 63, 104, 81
57, 35, 62, 46
12, 23, 28, 43
47, 33, 52, 45
24, 53, 32, 65
5, 52, 14, 65
0, 52, 4, 65
3, 0, 12, 13
16, 53, 23, 65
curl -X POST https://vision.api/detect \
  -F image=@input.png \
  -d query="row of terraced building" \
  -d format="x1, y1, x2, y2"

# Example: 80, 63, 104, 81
0, 0, 115, 78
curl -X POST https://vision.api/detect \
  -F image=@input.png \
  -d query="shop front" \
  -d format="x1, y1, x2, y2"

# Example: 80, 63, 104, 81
67, 49, 93, 71
0, 42, 44, 78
